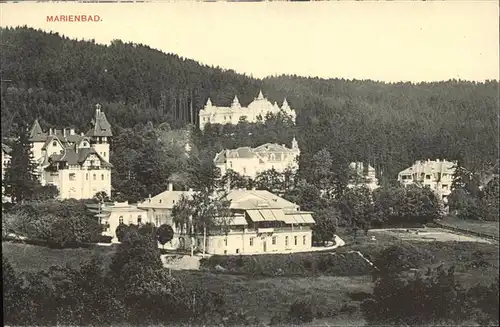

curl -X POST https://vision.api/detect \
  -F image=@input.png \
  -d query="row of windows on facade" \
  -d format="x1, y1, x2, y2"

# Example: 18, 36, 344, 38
118, 215, 143, 225
401, 173, 451, 180
68, 172, 108, 181
204, 235, 307, 248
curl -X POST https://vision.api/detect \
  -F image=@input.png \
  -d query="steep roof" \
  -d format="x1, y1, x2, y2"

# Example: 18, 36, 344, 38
44, 146, 112, 168
29, 119, 47, 142
214, 147, 259, 164
87, 107, 113, 137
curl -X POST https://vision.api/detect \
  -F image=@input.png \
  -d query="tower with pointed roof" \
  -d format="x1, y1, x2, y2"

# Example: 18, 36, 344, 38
24, 104, 113, 200
198, 90, 296, 130
86, 104, 112, 163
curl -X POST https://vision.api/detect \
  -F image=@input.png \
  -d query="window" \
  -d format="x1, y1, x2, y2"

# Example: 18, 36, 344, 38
285, 236, 289, 247
236, 249, 239, 254
93, 174, 96, 180
101, 174, 105, 180
230, 161, 233, 168
272, 236, 277, 245
250, 237, 254, 246
426, 175, 431, 180
159, 199, 163, 204
52, 141, 57, 147
137, 215, 142, 224
224, 116, 226, 120
119, 216, 124, 224
243, 167, 247, 174
203, 117, 206, 121
224, 250, 227, 255
86, 173, 88, 180
155, 217, 159, 226
294, 236, 298, 245
103, 152, 106, 157
69, 173, 76, 181
303, 235, 306, 245
224, 238, 228, 246
442, 184, 449, 190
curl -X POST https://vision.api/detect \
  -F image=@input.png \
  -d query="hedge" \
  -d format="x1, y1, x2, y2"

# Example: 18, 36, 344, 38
199, 251, 374, 277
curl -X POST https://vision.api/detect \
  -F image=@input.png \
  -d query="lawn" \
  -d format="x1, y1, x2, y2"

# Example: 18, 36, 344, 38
437, 217, 499, 239
173, 270, 371, 325
2, 241, 117, 272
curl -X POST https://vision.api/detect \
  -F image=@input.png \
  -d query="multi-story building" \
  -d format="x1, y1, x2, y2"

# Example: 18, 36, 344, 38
138, 186, 316, 255
198, 90, 296, 130
214, 138, 300, 179
398, 159, 456, 203
347, 162, 379, 191
28, 104, 113, 200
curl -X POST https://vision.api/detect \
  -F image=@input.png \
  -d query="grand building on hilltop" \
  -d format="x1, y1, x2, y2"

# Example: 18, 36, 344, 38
214, 138, 300, 179
198, 90, 297, 130
137, 186, 316, 255
28, 104, 113, 200
397, 159, 456, 204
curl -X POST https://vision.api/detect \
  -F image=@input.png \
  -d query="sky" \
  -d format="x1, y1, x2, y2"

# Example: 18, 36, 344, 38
1, 1, 498, 82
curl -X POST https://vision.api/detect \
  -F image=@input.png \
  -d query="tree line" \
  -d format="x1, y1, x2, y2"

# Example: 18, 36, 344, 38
2, 27, 498, 185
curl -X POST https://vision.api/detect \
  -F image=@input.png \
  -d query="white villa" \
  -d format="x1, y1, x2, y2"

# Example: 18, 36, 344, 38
214, 138, 300, 179
28, 104, 113, 200
347, 162, 379, 191
87, 201, 147, 242
198, 90, 296, 130
398, 159, 456, 203
138, 186, 316, 255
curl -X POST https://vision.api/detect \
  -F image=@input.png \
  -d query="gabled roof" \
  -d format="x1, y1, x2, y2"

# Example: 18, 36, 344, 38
29, 119, 47, 142
42, 136, 64, 150
214, 147, 259, 164
253, 143, 295, 154
44, 146, 112, 168
87, 107, 113, 137
2, 143, 12, 154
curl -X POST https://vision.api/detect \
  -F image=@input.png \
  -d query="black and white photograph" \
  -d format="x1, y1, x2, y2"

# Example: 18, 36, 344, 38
1, 1, 498, 326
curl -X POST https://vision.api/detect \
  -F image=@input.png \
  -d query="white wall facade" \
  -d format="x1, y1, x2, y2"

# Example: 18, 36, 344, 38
398, 159, 456, 203
199, 91, 296, 130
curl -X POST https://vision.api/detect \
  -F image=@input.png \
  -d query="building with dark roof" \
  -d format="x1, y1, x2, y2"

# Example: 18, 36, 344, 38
214, 137, 300, 178
28, 104, 113, 200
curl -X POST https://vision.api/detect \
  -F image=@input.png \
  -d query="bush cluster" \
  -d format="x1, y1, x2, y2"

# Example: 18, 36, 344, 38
373, 243, 436, 276
200, 251, 374, 276
361, 265, 499, 326
2, 231, 253, 326
4, 200, 102, 248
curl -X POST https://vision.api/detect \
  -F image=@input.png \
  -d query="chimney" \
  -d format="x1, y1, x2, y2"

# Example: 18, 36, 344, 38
63, 129, 66, 137
188, 188, 193, 192
49, 128, 53, 135
70, 128, 75, 135
80, 132, 84, 136
168, 183, 173, 191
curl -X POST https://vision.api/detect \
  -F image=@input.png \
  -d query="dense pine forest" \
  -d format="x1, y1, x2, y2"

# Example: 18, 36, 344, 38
1, 26, 499, 196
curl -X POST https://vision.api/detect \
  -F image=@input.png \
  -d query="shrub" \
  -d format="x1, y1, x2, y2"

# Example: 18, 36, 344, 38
374, 242, 435, 275
98, 235, 113, 243
199, 251, 374, 277
288, 298, 315, 323
362, 265, 472, 325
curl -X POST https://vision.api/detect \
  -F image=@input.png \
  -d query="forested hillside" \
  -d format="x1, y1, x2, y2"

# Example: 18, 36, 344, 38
1, 26, 498, 189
